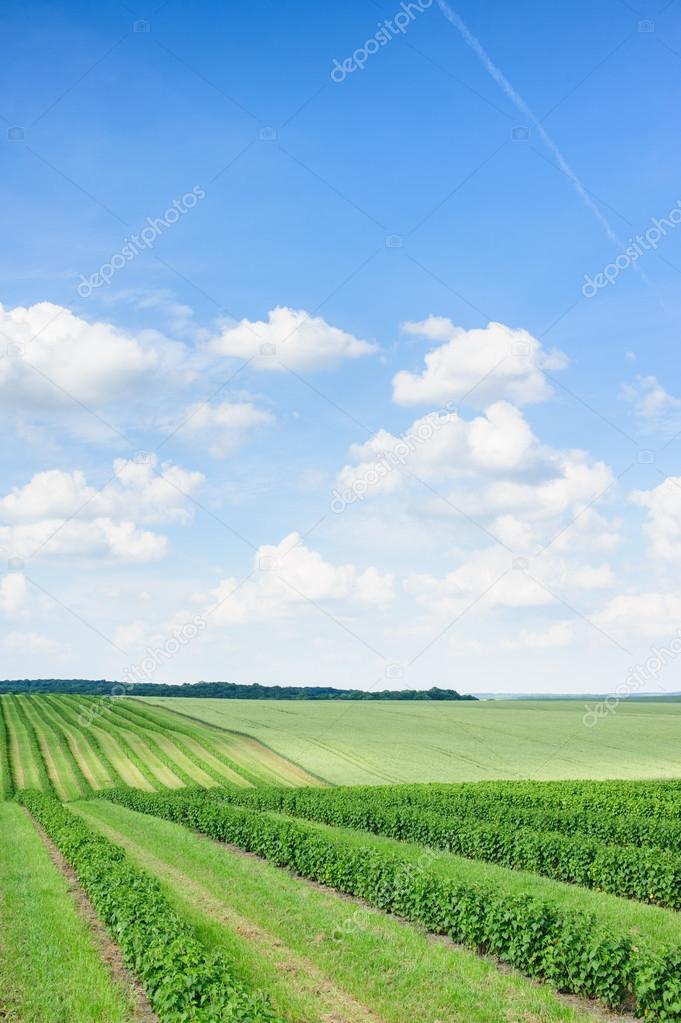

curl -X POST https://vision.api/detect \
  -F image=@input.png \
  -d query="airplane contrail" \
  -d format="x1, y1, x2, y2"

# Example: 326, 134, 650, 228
435, 0, 650, 283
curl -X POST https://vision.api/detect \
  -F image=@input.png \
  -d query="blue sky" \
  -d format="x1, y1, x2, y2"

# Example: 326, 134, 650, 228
1, 0, 681, 694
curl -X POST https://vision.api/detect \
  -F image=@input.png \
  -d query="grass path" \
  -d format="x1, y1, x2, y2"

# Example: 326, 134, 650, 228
19, 695, 88, 800
75, 799, 621, 1023
1, 694, 46, 790
0, 803, 142, 1023
41, 696, 115, 789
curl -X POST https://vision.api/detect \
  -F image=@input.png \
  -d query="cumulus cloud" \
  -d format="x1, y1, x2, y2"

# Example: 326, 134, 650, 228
175, 401, 274, 457
621, 375, 681, 424
0, 300, 181, 408
632, 476, 681, 561
0, 456, 203, 526
0, 573, 28, 615
594, 591, 681, 637
206, 532, 394, 626
0, 456, 202, 562
505, 620, 576, 649
393, 318, 567, 407
335, 400, 617, 555
209, 306, 376, 371
337, 402, 538, 501
1, 630, 60, 653
406, 547, 614, 617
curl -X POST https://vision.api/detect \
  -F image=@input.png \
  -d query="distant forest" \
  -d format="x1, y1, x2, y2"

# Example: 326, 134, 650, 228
0, 679, 477, 701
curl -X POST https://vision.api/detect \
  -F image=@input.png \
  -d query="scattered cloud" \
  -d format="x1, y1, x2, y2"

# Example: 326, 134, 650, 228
0, 573, 28, 616
175, 401, 274, 457
209, 306, 377, 371
0, 300, 182, 408
620, 375, 681, 425
632, 476, 681, 561
594, 590, 681, 637
206, 532, 394, 626
0, 456, 202, 562
393, 318, 567, 407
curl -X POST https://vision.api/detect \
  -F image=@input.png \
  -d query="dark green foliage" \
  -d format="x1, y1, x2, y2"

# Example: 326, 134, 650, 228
0, 679, 476, 700
19, 790, 280, 1023
202, 783, 681, 909
101, 786, 681, 1020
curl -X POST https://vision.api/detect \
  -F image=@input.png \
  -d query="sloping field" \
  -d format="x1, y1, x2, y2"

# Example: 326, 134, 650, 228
144, 697, 681, 784
0, 694, 321, 796
0, 802, 140, 1022
73, 797, 616, 1023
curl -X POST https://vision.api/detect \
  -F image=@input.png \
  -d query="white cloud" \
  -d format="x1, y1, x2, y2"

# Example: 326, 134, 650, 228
0, 456, 203, 526
506, 620, 576, 649
393, 318, 567, 407
0, 456, 202, 562
175, 401, 274, 457
0, 519, 167, 562
0, 300, 181, 407
337, 402, 538, 501
621, 375, 681, 422
1, 630, 60, 653
209, 306, 376, 371
632, 476, 681, 561
406, 547, 614, 617
594, 591, 681, 637
206, 532, 394, 626
0, 573, 28, 616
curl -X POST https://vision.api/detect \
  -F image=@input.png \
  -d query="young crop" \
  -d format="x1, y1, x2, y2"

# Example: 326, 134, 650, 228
201, 784, 681, 909
102, 786, 681, 1021
20, 789, 280, 1023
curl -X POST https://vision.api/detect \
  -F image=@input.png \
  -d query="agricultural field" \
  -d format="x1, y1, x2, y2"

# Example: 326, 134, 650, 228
2, 694, 681, 1022
145, 695, 681, 783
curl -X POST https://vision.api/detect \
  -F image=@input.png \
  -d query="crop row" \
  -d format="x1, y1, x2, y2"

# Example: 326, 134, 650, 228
20, 789, 279, 1023
210, 780, 681, 856
0, 698, 13, 797
188, 785, 681, 909
102, 786, 681, 1021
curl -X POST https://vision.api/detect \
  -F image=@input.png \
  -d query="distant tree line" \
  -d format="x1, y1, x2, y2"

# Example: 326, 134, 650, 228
0, 679, 477, 700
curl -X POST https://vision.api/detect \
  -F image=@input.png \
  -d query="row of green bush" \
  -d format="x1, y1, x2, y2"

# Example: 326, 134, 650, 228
102, 786, 681, 1021
20, 789, 280, 1023
202, 784, 681, 908
210, 780, 681, 856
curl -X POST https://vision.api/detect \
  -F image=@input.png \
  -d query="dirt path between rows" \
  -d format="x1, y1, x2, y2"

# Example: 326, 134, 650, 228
202, 835, 635, 1023
22, 807, 158, 1023
78, 810, 387, 1023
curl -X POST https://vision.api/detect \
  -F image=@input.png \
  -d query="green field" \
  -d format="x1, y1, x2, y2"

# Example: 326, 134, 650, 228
145, 696, 681, 783
3, 694, 681, 1023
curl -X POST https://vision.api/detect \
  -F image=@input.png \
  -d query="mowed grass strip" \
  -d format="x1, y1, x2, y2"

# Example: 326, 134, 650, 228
19, 695, 89, 801
0, 803, 139, 1023
107, 701, 254, 787
44, 695, 129, 789
75, 799, 610, 1023
0, 696, 14, 796
136, 699, 324, 786
1, 694, 49, 790
41, 696, 117, 789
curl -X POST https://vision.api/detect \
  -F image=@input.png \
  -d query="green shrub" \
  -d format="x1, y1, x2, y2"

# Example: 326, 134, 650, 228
102, 786, 681, 1020
20, 789, 280, 1023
